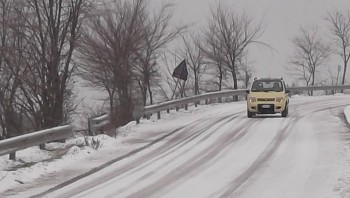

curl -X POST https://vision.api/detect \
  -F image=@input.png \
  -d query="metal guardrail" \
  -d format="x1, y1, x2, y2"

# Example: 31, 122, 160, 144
88, 114, 110, 136
89, 85, 350, 132
0, 125, 73, 159
288, 85, 350, 91
144, 89, 247, 115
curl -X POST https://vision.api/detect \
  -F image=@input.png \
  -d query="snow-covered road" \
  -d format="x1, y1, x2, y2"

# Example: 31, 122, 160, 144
1, 96, 349, 198
32, 95, 350, 198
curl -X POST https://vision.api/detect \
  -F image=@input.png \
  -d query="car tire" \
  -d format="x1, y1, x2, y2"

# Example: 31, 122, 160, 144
247, 110, 253, 118
282, 105, 288, 117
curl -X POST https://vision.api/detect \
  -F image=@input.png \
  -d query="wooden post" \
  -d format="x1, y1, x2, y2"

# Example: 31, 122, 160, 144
185, 104, 188, 110
39, 143, 45, 150
88, 118, 93, 136
157, 112, 161, 119
176, 107, 179, 111
167, 109, 170, 113
171, 78, 180, 100
9, 152, 16, 160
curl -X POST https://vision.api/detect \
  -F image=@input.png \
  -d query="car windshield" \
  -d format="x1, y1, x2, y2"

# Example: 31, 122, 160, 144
251, 80, 283, 92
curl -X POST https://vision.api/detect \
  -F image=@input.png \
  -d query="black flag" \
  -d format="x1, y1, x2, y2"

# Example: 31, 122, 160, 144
172, 59, 188, 81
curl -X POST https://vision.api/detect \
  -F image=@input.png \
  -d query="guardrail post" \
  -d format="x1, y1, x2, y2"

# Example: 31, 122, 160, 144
176, 107, 179, 111
39, 143, 45, 150
157, 112, 161, 119
167, 109, 170, 113
185, 104, 188, 110
88, 117, 95, 136
9, 152, 16, 160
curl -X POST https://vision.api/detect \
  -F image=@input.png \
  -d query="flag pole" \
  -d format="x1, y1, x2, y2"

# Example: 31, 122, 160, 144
171, 78, 180, 100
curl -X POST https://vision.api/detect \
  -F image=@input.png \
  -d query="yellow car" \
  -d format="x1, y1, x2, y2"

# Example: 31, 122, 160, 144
246, 78, 289, 118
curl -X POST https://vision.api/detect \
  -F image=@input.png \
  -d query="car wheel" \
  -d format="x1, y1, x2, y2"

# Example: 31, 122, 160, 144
247, 110, 253, 118
282, 105, 288, 117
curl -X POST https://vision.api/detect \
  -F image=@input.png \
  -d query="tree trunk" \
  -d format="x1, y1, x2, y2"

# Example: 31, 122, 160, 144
342, 61, 348, 85
341, 61, 348, 93
194, 72, 199, 95
42, 91, 63, 129
219, 72, 223, 91
147, 83, 153, 105
218, 64, 223, 91
231, 69, 238, 101
311, 72, 315, 96
118, 86, 133, 126
138, 80, 147, 107
142, 87, 147, 107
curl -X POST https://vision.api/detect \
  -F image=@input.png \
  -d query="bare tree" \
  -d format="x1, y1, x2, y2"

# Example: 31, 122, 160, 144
203, 3, 264, 99
78, 0, 146, 126
288, 27, 330, 95
13, 0, 89, 130
237, 53, 254, 89
180, 34, 207, 95
326, 10, 350, 89
0, 1, 32, 159
0, 0, 30, 143
201, 24, 227, 91
134, 2, 184, 106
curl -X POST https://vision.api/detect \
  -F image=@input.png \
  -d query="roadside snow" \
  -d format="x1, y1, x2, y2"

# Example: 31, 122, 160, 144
344, 106, 350, 125
0, 137, 97, 193
1, 99, 350, 197
339, 105, 350, 197
0, 102, 241, 196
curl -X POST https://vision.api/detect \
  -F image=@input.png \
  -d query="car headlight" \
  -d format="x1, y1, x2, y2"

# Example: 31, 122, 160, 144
249, 97, 257, 103
276, 97, 284, 102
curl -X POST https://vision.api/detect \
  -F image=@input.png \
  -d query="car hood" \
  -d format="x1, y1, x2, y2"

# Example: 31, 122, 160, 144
249, 92, 286, 98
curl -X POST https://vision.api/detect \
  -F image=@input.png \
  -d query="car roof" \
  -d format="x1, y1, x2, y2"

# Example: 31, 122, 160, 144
254, 78, 284, 81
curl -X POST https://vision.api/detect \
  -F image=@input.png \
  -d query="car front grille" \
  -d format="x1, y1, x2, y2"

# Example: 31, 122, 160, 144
258, 104, 275, 114
257, 98, 275, 102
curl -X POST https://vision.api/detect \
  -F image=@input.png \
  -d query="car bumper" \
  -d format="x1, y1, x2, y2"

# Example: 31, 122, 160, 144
247, 101, 287, 113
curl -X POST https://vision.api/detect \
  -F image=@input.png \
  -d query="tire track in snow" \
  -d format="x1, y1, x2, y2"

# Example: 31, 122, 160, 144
31, 113, 224, 198
99, 114, 239, 194
34, 96, 350, 198
218, 117, 297, 197
122, 117, 264, 198
218, 98, 350, 197
100, 114, 243, 197
36, 111, 244, 198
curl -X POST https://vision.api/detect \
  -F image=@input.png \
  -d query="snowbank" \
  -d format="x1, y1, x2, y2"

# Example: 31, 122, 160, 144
344, 106, 350, 125
0, 135, 119, 194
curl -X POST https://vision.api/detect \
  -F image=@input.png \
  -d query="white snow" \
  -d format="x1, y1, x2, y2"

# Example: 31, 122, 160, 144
0, 97, 350, 197
0, 103, 242, 197
344, 106, 350, 125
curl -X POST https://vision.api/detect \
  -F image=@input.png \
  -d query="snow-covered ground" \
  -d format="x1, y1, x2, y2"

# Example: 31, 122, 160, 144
0, 95, 350, 197
1, 102, 243, 197
345, 106, 350, 126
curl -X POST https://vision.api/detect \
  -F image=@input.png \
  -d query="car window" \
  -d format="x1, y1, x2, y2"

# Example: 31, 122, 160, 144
251, 80, 283, 92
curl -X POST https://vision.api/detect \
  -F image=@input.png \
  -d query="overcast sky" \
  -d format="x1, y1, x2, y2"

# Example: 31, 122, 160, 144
154, 0, 350, 84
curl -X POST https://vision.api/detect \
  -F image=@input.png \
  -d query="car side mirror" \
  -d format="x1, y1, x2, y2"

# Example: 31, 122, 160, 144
285, 90, 290, 93
245, 90, 250, 94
